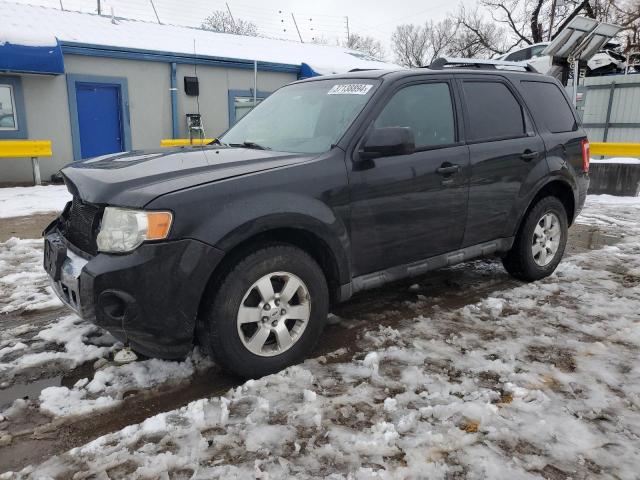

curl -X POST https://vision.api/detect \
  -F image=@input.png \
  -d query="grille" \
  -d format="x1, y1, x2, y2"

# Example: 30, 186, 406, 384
61, 197, 102, 255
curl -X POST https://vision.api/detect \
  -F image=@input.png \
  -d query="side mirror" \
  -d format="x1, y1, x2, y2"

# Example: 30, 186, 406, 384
360, 127, 415, 159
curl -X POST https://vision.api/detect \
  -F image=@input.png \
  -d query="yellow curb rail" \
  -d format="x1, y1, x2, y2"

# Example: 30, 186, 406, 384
160, 138, 215, 147
0, 140, 53, 185
590, 142, 640, 157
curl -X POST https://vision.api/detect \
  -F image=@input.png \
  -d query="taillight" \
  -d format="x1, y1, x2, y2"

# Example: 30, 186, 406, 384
581, 139, 590, 173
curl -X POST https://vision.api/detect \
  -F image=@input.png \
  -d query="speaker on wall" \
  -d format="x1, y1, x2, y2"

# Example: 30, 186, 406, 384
184, 76, 199, 96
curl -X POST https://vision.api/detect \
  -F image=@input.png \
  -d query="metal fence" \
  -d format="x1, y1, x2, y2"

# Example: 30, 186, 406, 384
575, 75, 640, 143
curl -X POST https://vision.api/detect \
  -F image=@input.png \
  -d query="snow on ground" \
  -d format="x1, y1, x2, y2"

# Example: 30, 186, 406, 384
6, 194, 639, 479
38, 348, 213, 417
0, 185, 70, 219
576, 194, 640, 235
0, 309, 214, 421
0, 315, 113, 385
590, 157, 640, 164
0, 237, 62, 314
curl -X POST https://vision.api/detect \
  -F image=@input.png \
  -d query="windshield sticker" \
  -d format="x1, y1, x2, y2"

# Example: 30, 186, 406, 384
327, 84, 373, 95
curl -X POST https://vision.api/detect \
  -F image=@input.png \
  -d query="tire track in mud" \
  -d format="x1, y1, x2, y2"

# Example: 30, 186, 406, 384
0, 224, 623, 472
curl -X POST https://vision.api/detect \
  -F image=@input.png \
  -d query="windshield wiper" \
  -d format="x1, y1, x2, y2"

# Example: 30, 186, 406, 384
228, 141, 271, 150
208, 138, 228, 146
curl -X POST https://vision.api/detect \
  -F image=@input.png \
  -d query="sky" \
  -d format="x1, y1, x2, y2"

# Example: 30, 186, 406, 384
7, 0, 474, 59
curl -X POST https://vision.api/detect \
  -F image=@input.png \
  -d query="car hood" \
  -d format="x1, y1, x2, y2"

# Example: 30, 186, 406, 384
61, 146, 310, 207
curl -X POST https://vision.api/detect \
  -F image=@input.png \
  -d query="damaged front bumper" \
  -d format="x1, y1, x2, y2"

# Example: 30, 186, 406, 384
43, 222, 224, 359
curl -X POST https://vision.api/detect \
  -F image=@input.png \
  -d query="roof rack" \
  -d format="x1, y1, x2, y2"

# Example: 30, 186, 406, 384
428, 57, 540, 73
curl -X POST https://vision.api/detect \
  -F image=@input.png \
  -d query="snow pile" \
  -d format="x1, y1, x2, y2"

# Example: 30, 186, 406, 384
0, 315, 113, 385
0, 237, 62, 313
0, 185, 70, 219
19, 196, 640, 479
39, 349, 213, 417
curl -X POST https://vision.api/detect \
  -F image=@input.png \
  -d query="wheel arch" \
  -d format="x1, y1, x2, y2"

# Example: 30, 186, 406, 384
200, 215, 351, 312
514, 178, 576, 237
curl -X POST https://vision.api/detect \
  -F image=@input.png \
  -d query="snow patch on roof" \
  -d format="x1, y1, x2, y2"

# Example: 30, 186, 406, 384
0, 1, 399, 73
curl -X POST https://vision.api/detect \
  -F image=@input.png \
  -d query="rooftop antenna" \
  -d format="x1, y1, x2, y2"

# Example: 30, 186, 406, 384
59, 0, 65, 11
187, 38, 205, 144
110, 6, 118, 24
97, 0, 101, 16
149, 0, 162, 24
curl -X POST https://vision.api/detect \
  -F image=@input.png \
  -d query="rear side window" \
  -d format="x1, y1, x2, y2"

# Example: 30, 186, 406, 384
374, 82, 455, 148
462, 81, 526, 141
520, 81, 577, 133
505, 47, 532, 62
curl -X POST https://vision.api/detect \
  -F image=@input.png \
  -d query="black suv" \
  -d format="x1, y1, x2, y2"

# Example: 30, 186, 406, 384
44, 61, 590, 378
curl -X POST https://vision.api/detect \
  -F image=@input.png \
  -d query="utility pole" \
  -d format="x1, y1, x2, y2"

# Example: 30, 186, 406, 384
97, 0, 101, 15
291, 13, 304, 42
226, 2, 237, 29
346, 16, 350, 44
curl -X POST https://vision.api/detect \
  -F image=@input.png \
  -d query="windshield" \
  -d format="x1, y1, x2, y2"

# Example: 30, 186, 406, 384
220, 79, 379, 154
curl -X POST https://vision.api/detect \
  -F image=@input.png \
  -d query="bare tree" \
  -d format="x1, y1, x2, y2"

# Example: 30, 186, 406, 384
310, 35, 330, 45
453, 6, 516, 57
344, 33, 385, 59
391, 12, 518, 66
201, 10, 258, 36
591, 0, 640, 50
479, 0, 640, 49
392, 20, 459, 67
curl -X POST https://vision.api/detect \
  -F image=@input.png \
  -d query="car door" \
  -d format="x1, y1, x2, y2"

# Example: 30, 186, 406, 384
458, 76, 547, 247
348, 79, 470, 276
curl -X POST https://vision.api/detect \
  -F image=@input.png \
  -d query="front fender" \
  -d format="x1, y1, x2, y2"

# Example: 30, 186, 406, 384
146, 154, 352, 284
215, 209, 351, 284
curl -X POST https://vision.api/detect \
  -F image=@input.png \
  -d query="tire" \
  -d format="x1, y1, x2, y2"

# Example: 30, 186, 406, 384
197, 244, 329, 379
502, 196, 568, 282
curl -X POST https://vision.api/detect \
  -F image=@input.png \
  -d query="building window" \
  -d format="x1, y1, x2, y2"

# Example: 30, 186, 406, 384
228, 89, 271, 126
0, 85, 18, 130
0, 76, 27, 139
234, 96, 264, 123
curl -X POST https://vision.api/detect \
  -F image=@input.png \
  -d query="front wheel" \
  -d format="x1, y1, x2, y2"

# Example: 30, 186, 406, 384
198, 244, 329, 379
502, 196, 568, 281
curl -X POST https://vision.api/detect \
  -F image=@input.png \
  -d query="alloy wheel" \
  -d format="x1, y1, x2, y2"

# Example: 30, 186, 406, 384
532, 212, 561, 267
236, 271, 311, 357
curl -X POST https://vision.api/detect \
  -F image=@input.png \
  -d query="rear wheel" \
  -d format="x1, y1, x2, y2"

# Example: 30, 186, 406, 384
198, 244, 329, 379
502, 196, 568, 281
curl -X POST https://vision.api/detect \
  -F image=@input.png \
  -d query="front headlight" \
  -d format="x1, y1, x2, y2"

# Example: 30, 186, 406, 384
96, 207, 173, 253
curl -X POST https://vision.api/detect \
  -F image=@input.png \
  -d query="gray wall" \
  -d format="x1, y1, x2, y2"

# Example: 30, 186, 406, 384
0, 73, 70, 184
0, 55, 296, 184
65, 55, 174, 152
176, 65, 296, 138
578, 75, 640, 144
589, 163, 640, 196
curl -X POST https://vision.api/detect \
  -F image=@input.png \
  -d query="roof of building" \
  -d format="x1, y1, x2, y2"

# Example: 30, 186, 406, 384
0, 1, 399, 75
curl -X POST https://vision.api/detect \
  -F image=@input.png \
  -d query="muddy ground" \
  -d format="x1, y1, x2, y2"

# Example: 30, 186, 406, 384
0, 214, 58, 243
0, 218, 622, 473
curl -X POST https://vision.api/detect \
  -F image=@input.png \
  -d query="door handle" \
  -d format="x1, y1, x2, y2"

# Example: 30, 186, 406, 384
436, 164, 461, 175
521, 150, 540, 161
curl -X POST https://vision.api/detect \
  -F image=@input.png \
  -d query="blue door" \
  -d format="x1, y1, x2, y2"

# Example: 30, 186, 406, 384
75, 83, 123, 159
